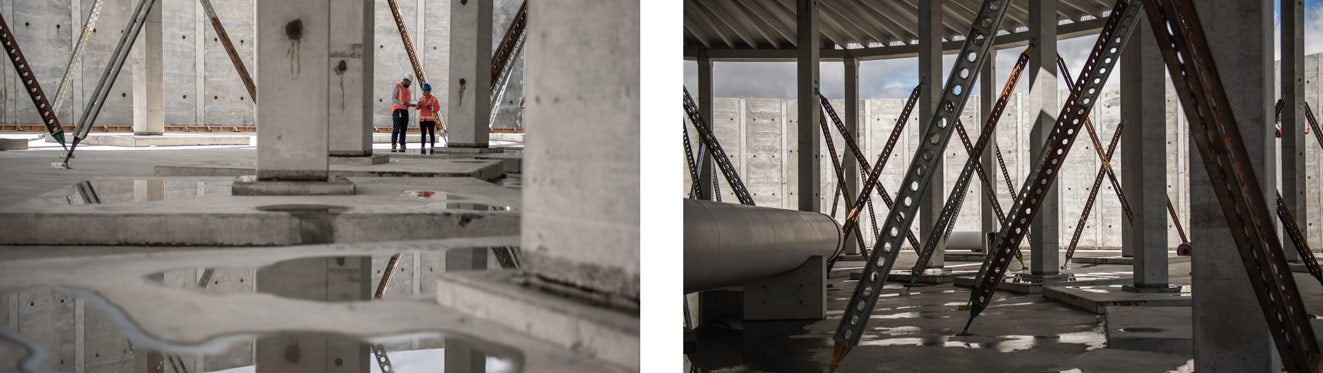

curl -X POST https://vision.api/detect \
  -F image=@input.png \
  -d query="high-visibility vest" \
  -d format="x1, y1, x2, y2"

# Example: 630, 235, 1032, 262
418, 95, 441, 122
391, 83, 411, 111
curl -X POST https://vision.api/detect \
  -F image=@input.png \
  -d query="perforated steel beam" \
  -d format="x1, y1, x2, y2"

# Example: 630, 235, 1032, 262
830, 0, 1011, 367
962, 0, 1143, 334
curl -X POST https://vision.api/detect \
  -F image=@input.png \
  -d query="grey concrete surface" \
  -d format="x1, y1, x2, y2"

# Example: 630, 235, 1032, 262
521, 0, 639, 298
0, 176, 519, 246
130, 0, 164, 136
796, 0, 821, 214
0, 138, 28, 150
254, 0, 330, 181
327, 0, 375, 157
681, 53, 1323, 256
76, 133, 251, 146
231, 175, 356, 195
445, 0, 493, 148
1027, 0, 1060, 275
743, 256, 825, 321
1, 0, 524, 130
1121, 15, 1171, 285
1191, 1, 1278, 371
917, 0, 944, 268
1042, 285, 1190, 314
688, 253, 1198, 372
1105, 306, 1193, 355
154, 157, 505, 181
1282, 0, 1308, 262
435, 270, 639, 371
0, 238, 626, 372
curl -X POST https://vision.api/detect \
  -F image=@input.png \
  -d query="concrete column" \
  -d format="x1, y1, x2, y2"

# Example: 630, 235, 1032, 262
697, 50, 715, 200
131, 0, 163, 136
255, 257, 371, 372
796, 0, 821, 213
522, 0, 639, 298
1282, 0, 1306, 262
980, 49, 999, 243
844, 56, 860, 254
1120, 17, 1171, 290
1026, 0, 1059, 274
254, 0, 330, 181
327, 0, 374, 157
446, 0, 493, 148
1191, 0, 1278, 370
444, 248, 487, 373
918, 0, 943, 264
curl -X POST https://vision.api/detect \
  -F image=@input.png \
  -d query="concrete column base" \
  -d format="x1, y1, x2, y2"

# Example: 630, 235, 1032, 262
1123, 284, 1182, 293
447, 142, 492, 149
329, 154, 390, 165
231, 175, 356, 196
1014, 273, 1074, 283
742, 255, 825, 321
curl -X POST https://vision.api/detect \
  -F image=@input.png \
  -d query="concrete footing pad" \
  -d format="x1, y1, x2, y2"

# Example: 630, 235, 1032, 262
1104, 306, 1193, 355
0, 138, 29, 150
954, 272, 1132, 294
1041, 348, 1191, 371
877, 268, 969, 284
944, 251, 986, 262
744, 256, 825, 320
0, 177, 520, 246
231, 175, 356, 195
435, 270, 638, 370
1042, 285, 1190, 314
329, 154, 390, 165
72, 134, 252, 147
392, 150, 524, 173
155, 157, 504, 181
1071, 255, 1190, 265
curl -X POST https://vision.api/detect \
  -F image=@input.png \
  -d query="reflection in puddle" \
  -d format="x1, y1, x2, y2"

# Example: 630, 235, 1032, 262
443, 203, 512, 212
402, 190, 470, 201
57, 179, 229, 205
1, 287, 521, 372
144, 248, 522, 300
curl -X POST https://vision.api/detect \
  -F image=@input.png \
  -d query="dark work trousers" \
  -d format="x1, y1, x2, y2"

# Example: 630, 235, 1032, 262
419, 121, 437, 148
391, 109, 410, 148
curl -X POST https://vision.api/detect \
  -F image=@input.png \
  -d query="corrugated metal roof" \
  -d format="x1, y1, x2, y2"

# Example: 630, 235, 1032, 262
684, 0, 1116, 53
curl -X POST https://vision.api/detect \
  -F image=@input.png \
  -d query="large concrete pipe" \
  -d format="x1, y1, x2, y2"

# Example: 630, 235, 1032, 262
684, 199, 841, 293
946, 231, 984, 251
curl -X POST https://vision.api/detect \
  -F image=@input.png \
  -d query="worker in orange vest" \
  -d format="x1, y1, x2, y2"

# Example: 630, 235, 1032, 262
416, 83, 443, 154
389, 74, 415, 153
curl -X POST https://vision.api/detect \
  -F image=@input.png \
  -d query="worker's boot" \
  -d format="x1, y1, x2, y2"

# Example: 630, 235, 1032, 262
391, 144, 397, 153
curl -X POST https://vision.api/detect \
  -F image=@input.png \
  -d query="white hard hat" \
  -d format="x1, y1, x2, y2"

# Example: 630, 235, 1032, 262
403, 74, 413, 81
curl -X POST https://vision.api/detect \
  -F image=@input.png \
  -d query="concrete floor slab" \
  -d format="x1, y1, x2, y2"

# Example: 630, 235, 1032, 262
75, 134, 253, 147
882, 268, 975, 284
1104, 306, 1193, 355
1071, 255, 1191, 265
1041, 348, 1191, 372
435, 270, 639, 370
329, 154, 391, 165
1043, 285, 1191, 314
954, 272, 1133, 294
945, 252, 987, 262
392, 149, 525, 173
0, 138, 30, 150
231, 175, 356, 195
0, 238, 626, 372
155, 157, 505, 181
0, 177, 519, 246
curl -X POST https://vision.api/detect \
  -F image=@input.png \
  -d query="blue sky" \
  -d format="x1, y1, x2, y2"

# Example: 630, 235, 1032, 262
685, 0, 1323, 99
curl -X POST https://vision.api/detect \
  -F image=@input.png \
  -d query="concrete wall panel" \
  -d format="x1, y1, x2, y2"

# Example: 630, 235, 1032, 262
745, 98, 785, 207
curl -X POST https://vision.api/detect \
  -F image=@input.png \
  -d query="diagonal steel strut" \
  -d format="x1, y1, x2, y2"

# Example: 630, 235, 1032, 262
828, 85, 923, 268
65, 0, 159, 164
961, 0, 1144, 335
907, 48, 1036, 285
818, 108, 873, 252
1141, 0, 1320, 370
830, 0, 1011, 367
0, 12, 68, 149
198, 0, 256, 101
1056, 55, 1133, 226
1063, 122, 1125, 266
684, 87, 754, 205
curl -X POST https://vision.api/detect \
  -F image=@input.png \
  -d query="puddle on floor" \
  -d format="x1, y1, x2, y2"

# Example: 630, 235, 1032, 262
55, 179, 230, 205
143, 248, 523, 300
402, 191, 471, 201
0, 288, 521, 372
